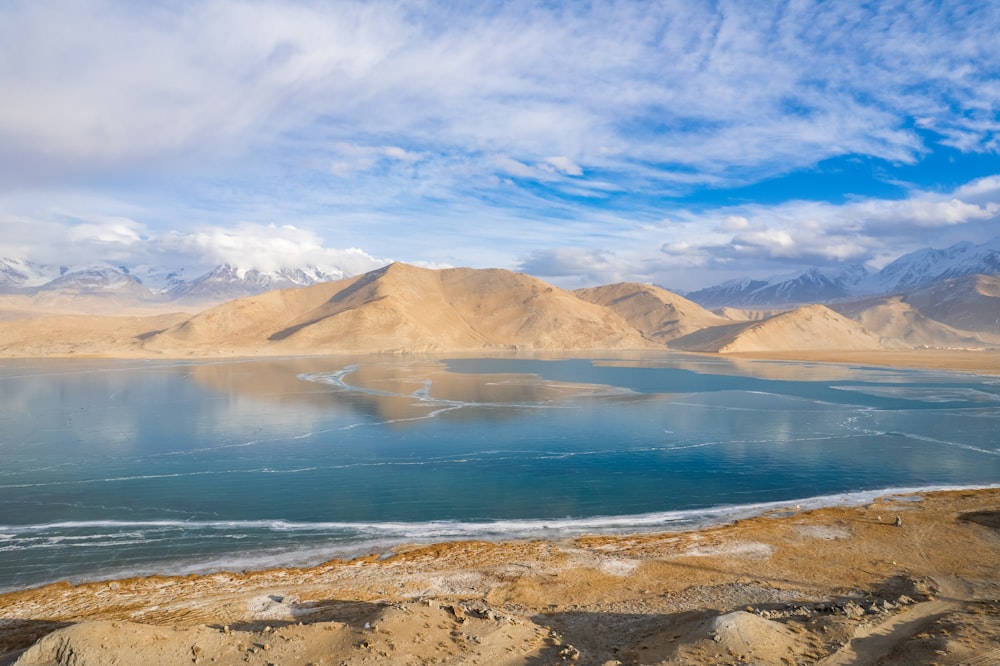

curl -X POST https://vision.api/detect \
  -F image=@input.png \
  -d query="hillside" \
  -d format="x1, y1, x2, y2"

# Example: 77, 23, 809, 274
901, 274, 1000, 333
3, 264, 999, 360
574, 282, 730, 343
0, 312, 189, 357
833, 295, 1000, 349
670, 304, 887, 353
144, 263, 653, 355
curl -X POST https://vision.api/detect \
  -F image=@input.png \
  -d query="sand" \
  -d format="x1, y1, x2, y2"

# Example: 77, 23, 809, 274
2, 488, 999, 665
727, 349, 1000, 376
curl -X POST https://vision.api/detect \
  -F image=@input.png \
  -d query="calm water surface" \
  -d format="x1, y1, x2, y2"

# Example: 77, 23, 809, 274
1, 353, 999, 591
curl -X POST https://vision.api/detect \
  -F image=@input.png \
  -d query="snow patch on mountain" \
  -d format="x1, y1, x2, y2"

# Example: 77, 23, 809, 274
687, 265, 869, 308
689, 239, 1000, 307
860, 238, 1000, 295
166, 263, 350, 303
0, 258, 56, 289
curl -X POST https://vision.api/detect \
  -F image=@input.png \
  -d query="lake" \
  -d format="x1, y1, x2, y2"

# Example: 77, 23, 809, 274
1, 352, 999, 592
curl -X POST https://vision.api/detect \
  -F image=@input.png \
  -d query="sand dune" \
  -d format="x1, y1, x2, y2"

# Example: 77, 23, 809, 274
575, 282, 730, 342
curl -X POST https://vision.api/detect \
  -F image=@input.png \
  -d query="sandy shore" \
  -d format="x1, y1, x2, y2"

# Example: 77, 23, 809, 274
726, 349, 1000, 376
2, 488, 999, 665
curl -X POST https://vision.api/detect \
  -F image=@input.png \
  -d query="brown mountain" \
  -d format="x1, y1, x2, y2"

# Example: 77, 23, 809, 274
0, 312, 189, 357
832, 295, 1000, 349
3, 264, 997, 359
143, 263, 653, 355
574, 282, 730, 343
669, 304, 886, 353
900, 274, 1000, 334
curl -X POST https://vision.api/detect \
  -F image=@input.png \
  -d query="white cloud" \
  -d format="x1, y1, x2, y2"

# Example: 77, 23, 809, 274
518, 247, 630, 286
544, 157, 584, 176
495, 157, 537, 179
65, 217, 144, 245
158, 223, 388, 275
657, 177, 1000, 280
2, 1, 1000, 293
865, 198, 999, 228
329, 143, 426, 176
0, 212, 389, 278
4, 0, 998, 193
0, 212, 151, 267
955, 175, 1000, 199
720, 216, 751, 232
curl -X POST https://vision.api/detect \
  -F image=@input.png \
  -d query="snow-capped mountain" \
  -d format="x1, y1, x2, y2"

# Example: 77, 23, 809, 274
165, 263, 348, 303
35, 265, 158, 300
1, 257, 356, 306
687, 265, 869, 308
688, 239, 1000, 308
0, 257, 55, 290
859, 238, 1000, 295
683, 278, 770, 309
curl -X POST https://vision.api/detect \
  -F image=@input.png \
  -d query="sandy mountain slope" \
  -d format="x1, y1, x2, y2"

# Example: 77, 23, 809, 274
669, 304, 888, 353
713, 306, 788, 322
833, 296, 1000, 349
901, 274, 1000, 334
145, 263, 653, 355
141, 279, 352, 354
0, 312, 190, 357
574, 282, 730, 343
0, 293, 187, 319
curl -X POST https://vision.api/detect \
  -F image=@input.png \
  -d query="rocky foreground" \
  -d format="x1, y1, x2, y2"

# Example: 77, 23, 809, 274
2, 488, 999, 665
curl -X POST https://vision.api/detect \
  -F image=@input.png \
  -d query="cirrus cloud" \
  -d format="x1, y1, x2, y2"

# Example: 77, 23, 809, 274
2, 1, 1000, 292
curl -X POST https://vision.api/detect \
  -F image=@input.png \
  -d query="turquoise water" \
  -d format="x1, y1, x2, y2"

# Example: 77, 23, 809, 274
1, 353, 999, 591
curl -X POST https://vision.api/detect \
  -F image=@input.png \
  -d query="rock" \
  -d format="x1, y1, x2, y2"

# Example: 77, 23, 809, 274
841, 601, 865, 619
560, 645, 581, 660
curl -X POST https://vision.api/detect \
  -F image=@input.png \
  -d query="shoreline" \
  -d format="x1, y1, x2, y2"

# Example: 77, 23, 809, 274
4, 483, 998, 597
3, 487, 1000, 664
4, 347, 1000, 377
725, 348, 1000, 375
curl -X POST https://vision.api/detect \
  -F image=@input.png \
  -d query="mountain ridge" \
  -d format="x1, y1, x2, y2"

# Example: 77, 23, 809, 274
143, 263, 654, 355
0, 262, 997, 359
688, 238, 1000, 308
0, 259, 362, 306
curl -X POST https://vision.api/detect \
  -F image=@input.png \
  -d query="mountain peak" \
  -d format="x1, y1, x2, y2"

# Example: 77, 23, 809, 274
688, 239, 1000, 308
688, 265, 867, 308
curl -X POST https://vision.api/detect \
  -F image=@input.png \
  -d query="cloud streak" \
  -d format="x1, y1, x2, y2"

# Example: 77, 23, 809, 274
5, 2, 998, 185
1, 1, 999, 291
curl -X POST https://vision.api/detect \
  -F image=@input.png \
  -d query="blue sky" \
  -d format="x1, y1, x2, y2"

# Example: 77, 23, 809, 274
2, 0, 1000, 290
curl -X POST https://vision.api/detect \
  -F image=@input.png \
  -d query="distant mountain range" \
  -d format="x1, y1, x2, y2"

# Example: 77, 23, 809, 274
1, 238, 999, 359
687, 238, 1000, 308
4, 238, 1000, 312
1, 262, 998, 358
0, 259, 353, 305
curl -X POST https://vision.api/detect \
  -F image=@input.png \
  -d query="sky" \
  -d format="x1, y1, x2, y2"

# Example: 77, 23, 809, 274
2, 1, 1000, 292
